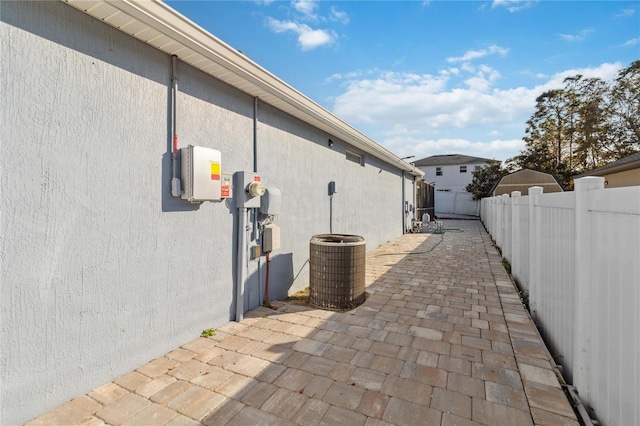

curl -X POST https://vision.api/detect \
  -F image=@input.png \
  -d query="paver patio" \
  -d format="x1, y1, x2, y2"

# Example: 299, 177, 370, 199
27, 220, 579, 425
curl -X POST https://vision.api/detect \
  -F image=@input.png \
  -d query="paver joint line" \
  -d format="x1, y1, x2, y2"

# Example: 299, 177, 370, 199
28, 220, 578, 426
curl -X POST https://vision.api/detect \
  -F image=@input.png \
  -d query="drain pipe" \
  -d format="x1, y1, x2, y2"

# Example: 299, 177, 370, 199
170, 55, 181, 197
235, 207, 248, 322
401, 171, 406, 234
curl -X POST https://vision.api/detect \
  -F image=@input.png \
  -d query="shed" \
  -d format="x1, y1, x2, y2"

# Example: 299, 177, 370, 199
491, 169, 563, 196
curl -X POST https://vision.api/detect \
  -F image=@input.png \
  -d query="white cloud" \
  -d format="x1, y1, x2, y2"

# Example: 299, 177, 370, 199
615, 8, 636, 18
331, 62, 624, 161
446, 45, 509, 63
265, 1, 346, 50
292, 0, 318, 19
623, 38, 639, 47
266, 18, 335, 50
330, 7, 349, 24
491, 0, 537, 12
557, 28, 594, 42
384, 136, 525, 161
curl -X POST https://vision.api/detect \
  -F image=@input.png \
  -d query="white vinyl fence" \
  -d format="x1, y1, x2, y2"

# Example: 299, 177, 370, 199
481, 177, 640, 426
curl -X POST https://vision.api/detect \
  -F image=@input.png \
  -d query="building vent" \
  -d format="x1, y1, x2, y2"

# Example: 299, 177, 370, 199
309, 234, 366, 309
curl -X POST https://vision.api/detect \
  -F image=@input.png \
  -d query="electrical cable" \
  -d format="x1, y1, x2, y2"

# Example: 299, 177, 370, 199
376, 228, 464, 256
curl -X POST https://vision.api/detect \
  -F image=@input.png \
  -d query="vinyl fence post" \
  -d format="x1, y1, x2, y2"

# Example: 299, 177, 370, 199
528, 187, 543, 321
511, 191, 521, 282
573, 176, 605, 409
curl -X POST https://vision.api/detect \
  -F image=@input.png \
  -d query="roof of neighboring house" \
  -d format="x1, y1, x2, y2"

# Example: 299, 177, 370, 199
490, 169, 564, 196
574, 151, 640, 178
413, 154, 495, 167
63, 0, 423, 178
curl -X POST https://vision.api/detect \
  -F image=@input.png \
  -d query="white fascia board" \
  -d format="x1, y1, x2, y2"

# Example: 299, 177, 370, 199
62, 0, 423, 177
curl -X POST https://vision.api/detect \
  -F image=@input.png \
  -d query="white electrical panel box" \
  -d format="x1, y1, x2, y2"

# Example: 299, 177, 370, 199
260, 187, 282, 215
262, 224, 281, 252
181, 145, 222, 202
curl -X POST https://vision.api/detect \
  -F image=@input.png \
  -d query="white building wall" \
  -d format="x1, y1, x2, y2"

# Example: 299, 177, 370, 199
421, 163, 483, 191
0, 2, 412, 423
420, 163, 484, 216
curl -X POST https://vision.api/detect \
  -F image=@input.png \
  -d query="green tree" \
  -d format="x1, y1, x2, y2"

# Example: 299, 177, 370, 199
510, 61, 640, 187
465, 160, 508, 200
609, 60, 640, 158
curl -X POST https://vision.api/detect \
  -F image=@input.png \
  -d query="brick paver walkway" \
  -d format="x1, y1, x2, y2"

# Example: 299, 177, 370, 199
28, 220, 579, 426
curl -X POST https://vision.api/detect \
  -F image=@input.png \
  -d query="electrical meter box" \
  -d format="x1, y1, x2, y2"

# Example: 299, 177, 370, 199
262, 224, 281, 252
260, 187, 282, 215
234, 171, 264, 208
181, 145, 222, 202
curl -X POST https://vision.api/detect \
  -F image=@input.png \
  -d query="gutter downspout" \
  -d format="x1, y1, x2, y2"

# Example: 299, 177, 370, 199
401, 171, 406, 234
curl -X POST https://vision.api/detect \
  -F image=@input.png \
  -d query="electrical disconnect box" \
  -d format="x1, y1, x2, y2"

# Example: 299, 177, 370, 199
262, 224, 281, 252
234, 171, 265, 208
221, 173, 233, 199
180, 145, 222, 202
260, 187, 282, 215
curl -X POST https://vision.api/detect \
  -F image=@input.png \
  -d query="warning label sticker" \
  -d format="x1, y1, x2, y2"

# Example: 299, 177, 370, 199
210, 162, 221, 180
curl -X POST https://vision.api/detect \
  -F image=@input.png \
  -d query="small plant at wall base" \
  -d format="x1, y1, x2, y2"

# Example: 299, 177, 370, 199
502, 259, 511, 274
519, 290, 530, 311
201, 328, 216, 338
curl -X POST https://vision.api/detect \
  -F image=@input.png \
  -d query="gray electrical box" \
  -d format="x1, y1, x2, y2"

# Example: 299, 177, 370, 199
262, 224, 281, 252
260, 187, 282, 215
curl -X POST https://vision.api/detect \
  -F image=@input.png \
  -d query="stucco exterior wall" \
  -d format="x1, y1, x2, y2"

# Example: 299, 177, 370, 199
0, 2, 409, 424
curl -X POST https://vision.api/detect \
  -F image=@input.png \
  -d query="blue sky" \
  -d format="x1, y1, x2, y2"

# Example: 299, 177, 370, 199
166, 0, 639, 162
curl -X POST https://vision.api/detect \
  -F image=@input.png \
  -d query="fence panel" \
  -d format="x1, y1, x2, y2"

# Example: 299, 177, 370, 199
531, 192, 576, 384
511, 195, 530, 291
481, 178, 640, 426
583, 185, 640, 426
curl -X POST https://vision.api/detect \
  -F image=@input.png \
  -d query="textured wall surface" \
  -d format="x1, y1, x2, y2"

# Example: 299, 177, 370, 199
1, 2, 411, 424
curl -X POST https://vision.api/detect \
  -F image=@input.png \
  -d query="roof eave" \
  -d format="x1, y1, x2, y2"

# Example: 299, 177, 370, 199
62, 0, 423, 177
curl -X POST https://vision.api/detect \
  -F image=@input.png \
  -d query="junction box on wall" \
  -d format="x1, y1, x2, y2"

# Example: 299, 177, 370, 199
180, 145, 223, 203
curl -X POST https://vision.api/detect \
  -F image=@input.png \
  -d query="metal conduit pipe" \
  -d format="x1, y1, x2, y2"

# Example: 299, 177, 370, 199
170, 55, 181, 197
235, 208, 248, 322
253, 97, 259, 173
401, 171, 406, 234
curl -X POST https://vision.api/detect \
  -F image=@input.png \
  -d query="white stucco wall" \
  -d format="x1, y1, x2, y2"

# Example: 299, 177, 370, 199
0, 2, 412, 424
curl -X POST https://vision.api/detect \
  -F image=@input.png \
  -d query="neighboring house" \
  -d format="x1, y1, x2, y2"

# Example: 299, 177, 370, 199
414, 154, 494, 216
0, 2, 423, 424
574, 152, 640, 188
491, 169, 564, 196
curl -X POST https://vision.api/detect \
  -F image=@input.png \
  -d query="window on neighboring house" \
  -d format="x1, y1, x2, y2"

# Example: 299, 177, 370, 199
460, 166, 467, 173
437, 189, 451, 192
346, 151, 364, 166
435, 167, 442, 176
475, 165, 482, 171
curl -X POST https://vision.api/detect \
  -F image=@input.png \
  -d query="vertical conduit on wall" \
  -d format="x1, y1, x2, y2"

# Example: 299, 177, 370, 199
401, 171, 406, 234
170, 55, 181, 197
253, 97, 259, 173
